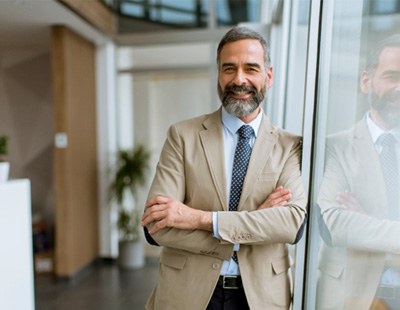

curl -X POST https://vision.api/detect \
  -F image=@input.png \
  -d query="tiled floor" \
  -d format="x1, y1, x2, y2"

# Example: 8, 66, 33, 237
35, 258, 158, 310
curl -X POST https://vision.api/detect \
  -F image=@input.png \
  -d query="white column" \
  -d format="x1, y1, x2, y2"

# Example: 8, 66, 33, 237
0, 179, 34, 310
96, 41, 119, 258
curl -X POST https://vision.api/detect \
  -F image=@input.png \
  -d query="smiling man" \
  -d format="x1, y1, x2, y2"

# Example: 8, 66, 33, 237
142, 27, 307, 310
317, 34, 400, 310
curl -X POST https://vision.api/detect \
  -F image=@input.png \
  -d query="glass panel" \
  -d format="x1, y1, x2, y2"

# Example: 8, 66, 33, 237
117, 0, 209, 33
216, 0, 262, 26
112, 0, 264, 33
284, 0, 310, 135
281, 2, 311, 308
305, 0, 400, 309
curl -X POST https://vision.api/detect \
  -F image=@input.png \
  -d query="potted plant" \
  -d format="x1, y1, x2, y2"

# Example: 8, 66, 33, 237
109, 145, 150, 269
0, 135, 10, 183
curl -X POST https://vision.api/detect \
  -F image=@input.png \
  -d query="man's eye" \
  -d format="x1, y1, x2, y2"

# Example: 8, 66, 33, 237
247, 67, 259, 72
224, 67, 235, 72
385, 75, 400, 81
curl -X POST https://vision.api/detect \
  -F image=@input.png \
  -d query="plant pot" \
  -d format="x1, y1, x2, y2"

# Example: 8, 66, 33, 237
0, 162, 10, 183
118, 240, 145, 269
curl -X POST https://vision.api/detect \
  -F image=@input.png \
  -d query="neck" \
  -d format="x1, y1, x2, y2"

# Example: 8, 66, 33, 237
369, 109, 392, 131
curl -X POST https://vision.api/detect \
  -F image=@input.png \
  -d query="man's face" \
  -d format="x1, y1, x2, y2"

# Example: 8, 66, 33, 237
218, 39, 273, 118
361, 46, 400, 129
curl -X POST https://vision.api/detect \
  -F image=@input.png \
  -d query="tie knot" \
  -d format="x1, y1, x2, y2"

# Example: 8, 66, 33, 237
238, 125, 254, 139
379, 133, 396, 148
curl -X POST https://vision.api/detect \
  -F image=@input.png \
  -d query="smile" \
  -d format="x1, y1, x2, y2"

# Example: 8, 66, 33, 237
229, 90, 252, 99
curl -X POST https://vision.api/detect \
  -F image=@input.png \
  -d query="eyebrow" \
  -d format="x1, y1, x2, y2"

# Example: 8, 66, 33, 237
221, 62, 262, 69
382, 70, 400, 75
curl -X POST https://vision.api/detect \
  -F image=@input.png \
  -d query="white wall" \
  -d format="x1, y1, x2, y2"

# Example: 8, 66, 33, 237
0, 180, 34, 310
0, 48, 54, 227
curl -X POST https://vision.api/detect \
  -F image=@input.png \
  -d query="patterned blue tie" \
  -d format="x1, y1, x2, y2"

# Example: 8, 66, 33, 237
229, 125, 254, 263
379, 133, 399, 219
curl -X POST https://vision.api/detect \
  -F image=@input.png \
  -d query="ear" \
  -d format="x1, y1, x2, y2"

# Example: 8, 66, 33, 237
360, 70, 370, 94
266, 66, 273, 89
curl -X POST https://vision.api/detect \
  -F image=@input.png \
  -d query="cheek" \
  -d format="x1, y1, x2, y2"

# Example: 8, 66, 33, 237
371, 76, 397, 96
218, 75, 229, 89
251, 76, 267, 91
373, 83, 392, 97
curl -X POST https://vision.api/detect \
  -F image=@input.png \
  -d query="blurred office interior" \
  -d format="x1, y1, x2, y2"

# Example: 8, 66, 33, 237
1, 0, 400, 309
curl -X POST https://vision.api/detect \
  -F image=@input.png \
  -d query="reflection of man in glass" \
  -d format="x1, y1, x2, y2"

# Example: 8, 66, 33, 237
317, 34, 400, 310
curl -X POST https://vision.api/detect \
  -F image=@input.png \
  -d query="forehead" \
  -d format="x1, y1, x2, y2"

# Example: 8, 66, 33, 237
219, 39, 265, 65
376, 46, 400, 72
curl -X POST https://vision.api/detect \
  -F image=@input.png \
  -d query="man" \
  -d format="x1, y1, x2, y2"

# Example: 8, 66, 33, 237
317, 34, 400, 310
142, 27, 307, 310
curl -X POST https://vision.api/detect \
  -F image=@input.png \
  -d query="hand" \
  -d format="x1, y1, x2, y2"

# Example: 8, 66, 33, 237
336, 191, 364, 213
258, 186, 292, 210
141, 196, 212, 234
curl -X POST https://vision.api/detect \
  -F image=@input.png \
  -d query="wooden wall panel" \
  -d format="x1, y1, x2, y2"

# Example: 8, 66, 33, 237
58, 0, 116, 35
51, 26, 99, 277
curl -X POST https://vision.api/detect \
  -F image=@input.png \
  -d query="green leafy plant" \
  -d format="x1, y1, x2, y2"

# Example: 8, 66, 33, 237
109, 145, 150, 242
117, 208, 141, 242
0, 136, 9, 162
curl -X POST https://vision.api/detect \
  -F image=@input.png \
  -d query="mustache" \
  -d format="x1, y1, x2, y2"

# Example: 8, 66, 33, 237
372, 90, 400, 103
224, 84, 257, 95
384, 91, 400, 103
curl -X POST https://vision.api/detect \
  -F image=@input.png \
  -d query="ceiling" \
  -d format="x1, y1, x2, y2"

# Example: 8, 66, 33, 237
0, 0, 109, 50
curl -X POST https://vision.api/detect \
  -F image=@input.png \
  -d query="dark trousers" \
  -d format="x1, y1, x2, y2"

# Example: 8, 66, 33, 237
206, 285, 250, 310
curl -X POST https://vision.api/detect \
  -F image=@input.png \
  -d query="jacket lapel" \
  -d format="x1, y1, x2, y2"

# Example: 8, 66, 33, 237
199, 109, 228, 211
239, 114, 277, 210
353, 118, 388, 213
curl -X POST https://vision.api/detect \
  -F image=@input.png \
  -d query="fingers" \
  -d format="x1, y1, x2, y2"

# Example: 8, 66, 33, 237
271, 187, 291, 204
142, 196, 171, 229
142, 196, 189, 234
142, 196, 168, 228
336, 190, 355, 205
336, 191, 363, 213
145, 195, 170, 208
141, 205, 166, 227
147, 219, 168, 235
258, 186, 292, 210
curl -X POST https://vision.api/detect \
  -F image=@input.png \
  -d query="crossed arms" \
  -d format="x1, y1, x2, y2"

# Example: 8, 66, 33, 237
142, 186, 293, 235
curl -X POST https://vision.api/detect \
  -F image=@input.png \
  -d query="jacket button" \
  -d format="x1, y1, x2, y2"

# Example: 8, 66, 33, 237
212, 263, 219, 270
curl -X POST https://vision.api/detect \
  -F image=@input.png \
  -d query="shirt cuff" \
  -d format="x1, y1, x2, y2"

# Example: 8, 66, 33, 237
213, 212, 220, 239
213, 212, 240, 250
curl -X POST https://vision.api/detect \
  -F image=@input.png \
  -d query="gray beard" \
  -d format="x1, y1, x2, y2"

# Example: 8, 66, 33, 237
218, 84, 266, 118
369, 90, 400, 129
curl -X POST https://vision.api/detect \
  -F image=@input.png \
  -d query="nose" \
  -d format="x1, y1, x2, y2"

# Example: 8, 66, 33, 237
396, 80, 400, 91
232, 69, 247, 86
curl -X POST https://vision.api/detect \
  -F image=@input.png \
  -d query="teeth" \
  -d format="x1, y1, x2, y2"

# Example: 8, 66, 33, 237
233, 91, 248, 95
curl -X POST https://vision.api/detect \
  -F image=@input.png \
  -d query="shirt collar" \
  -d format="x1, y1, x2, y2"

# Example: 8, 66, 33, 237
366, 112, 400, 144
221, 106, 263, 137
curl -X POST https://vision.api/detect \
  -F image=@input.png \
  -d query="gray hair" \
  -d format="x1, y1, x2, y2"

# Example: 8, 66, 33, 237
217, 26, 271, 70
366, 34, 400, 72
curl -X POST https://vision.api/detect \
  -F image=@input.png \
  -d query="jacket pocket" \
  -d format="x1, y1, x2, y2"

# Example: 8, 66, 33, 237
319, 260, 344, 278
271, 256, 291, 275
316, 261, 345, 308
160, 250, 187, 270
269, 256, 292, 307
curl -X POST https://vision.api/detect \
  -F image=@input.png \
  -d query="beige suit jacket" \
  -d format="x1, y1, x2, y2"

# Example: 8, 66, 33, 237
317, 117, 400, 310
145, 109, 307, 310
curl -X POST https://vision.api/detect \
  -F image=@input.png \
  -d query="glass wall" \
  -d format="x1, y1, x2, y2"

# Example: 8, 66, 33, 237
304, 0, 400, 309
112, 0, 263, 33
112, 0, 400, 308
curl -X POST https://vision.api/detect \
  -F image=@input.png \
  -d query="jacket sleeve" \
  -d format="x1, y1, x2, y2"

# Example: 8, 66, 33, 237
217, 136, 308, 245
317, 140, 400, 254
145, 124, 233, 261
